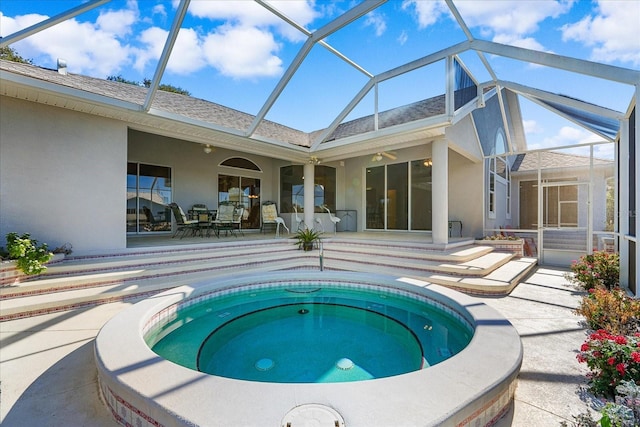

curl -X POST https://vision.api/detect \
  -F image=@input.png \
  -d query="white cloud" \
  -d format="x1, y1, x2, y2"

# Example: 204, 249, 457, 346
402, 0, 573, 51
401, 0, 449, 28
186, 0, 317, 42
561, 0, 640, 66
96, 7, 137, 37
523, 119, 543, 135
0, 12, 132, 77
364, 11, 387, 37
397, 30, 408, 46
168, 28, 207, 75
152, 4, 166, 18
134, 26, 206, 75
455, 1, 573, 35
202, 25, 283, 78
133, 26, 166, 72
534, 125, 603, 151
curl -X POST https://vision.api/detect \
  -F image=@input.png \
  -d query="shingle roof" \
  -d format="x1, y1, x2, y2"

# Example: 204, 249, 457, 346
1, 60, 449, 148
0, 59, 312, 147
512, 151, 612, 172
322, 95, 446, 142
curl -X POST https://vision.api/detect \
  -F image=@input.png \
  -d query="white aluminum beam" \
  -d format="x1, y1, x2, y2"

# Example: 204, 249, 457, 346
472, 39, 640, 85
0, 0, 111, 47
521, 93, 617, 142
376, 41, 471, 83
500, 80, 625, 119
254, 0, 373, 78
444, 0, 498, 81
143, 0, 190, 112
246, 0, 386, 137
310, 79, 376, 150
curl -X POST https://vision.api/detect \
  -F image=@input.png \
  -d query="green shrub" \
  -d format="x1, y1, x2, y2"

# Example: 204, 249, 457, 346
575, 288, 640, 336
566, 251, 620, 291
5, 232, 53, 275
576, 330, 640, 398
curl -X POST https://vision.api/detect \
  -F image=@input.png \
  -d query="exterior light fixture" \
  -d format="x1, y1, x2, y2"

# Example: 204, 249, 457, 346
309, 156, 321, 164
203, 144, 213, 154
423, 158, 433, 167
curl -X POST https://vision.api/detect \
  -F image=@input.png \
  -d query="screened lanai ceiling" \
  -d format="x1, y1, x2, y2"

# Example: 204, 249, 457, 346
1, 0, 638, 160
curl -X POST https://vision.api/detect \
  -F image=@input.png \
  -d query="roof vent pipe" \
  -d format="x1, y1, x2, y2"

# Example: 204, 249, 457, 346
57, 58, 67, 75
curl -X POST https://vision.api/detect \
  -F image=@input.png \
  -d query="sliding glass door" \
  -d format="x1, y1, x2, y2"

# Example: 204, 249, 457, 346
366, 160, 432, 231
218, 175, 261, 230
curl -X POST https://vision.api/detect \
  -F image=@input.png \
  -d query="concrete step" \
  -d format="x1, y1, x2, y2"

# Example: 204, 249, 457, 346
322, 250, 513, 276
1, 239, 535, 320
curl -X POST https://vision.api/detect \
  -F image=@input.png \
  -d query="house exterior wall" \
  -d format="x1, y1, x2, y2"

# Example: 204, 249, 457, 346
0, 96, 127, 252
128, 130, 276, 210
449, 151, 483, 238
511, 166, 614, 232
341, 142, 482, 238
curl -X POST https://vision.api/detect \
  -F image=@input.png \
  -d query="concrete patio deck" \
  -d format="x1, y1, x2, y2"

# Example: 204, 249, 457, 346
0, 265, 594, 426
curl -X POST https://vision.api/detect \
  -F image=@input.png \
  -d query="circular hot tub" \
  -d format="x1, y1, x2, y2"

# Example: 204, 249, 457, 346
95, 271, 522, 426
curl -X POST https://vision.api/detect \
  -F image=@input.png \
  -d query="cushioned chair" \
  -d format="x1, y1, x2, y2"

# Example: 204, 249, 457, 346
169, 203, 199, 239
232, 206, 245, 236
213, 204, 238, 237
261, 202, 289, 237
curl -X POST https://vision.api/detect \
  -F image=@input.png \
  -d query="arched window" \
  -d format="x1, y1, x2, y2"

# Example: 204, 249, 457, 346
220, 157, 261, 171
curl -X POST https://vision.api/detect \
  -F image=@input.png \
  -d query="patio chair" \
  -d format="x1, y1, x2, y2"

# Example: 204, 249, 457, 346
261, 202, 289, 237
169, 203, 199, 238
232, 206, 245, 236
322, 205, 341, 235
213, 204, 238, 237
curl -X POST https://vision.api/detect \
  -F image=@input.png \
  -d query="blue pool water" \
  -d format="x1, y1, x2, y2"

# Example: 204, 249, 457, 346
147, 282, 473, 383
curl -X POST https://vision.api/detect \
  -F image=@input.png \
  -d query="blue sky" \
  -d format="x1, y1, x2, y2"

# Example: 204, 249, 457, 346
1, 0, 639, 156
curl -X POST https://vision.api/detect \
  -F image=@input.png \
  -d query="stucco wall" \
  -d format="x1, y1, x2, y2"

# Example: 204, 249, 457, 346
448, 150, 484, 238
128, 129, 279, 231
342, 143, 482, 238
0, 96, 127, 253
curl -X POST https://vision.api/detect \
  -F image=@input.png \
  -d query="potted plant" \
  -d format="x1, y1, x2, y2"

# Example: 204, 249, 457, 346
293, 228, 322, 251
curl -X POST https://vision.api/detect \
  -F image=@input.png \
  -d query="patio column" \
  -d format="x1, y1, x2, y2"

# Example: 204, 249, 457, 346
303, 162, 315, 228
432, 139, 449, 245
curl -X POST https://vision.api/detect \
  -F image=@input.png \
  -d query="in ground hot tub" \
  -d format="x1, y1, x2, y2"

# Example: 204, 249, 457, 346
95, 271, 522, 426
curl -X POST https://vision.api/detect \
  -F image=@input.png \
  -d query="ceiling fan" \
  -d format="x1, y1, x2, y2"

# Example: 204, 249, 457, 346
372, 151, 397, 162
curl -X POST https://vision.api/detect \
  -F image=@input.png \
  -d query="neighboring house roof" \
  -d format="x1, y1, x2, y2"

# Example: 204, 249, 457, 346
0, 60, 450, 149
511, 151, 613, 172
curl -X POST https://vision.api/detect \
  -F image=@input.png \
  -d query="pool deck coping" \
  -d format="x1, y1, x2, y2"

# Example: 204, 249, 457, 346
95, 271, 523, 427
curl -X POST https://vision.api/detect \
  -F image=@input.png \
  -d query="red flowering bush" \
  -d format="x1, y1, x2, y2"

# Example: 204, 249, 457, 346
576, 329, 640, 397
566, 251, 619, 291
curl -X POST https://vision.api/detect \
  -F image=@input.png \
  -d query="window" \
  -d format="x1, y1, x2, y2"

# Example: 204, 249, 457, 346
487, 158, 496, 219
218, 175, 261, 229
487, 129, 510, 220
127, 162, 172, 233
279, 165, 336, 213
366, 160, 431, 231
220, 157, 261, 171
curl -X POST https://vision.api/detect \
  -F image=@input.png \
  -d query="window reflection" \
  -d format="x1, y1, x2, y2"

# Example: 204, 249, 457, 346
127, 163, 172, 233
279, 165, 336, 213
